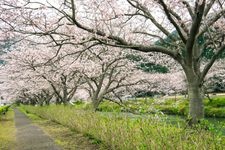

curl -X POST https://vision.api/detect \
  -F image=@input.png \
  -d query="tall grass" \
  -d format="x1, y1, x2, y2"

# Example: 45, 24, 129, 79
0, 109, 16, 149
21, 105, 225, 150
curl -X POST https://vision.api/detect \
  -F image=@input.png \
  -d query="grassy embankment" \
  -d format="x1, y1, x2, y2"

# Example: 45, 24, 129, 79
21, 104, 225, 150
0, 106, 16, 149
96, 96, 225, 135
19, 107, 101, 150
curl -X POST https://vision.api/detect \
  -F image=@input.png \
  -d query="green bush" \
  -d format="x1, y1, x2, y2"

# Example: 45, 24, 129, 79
155, 105, 180, 115
21, 105, 225, 150
207, 97, 225, 107
153, 100, 189, 116
73, 100, 85, 105
0, 105, 10, 116
97, 101, 122, 112
177, 101, 189, 115
163, 99, 176, 105
205, 106, 225, 118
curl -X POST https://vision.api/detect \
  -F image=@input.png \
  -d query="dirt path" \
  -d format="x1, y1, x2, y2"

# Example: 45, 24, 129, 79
14, 109, 61, 150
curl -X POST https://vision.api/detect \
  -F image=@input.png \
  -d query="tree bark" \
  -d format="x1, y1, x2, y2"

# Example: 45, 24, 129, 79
187, 79, 204, 125
91, 95, 103, 111
92, 100, 101, 111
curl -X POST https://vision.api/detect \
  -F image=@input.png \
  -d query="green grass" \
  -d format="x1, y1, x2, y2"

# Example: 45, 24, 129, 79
0, 108, 16, 149
19, 107, 101, 150
21, 105, 225, 150
93, 96, 225, 118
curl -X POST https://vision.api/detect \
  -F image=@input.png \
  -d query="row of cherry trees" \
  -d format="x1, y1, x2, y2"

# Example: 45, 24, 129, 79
0, 38, 186, 110
0, 38, 223, 110
0, 0, 224, 124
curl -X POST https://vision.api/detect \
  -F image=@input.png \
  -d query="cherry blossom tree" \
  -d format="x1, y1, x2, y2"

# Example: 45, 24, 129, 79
0, 43, 54, 104
0, 41, 84, 105
76, 46, 145, 110
53, 0, 225, 124
0, 39, 148, 109
204, 60, 225, 94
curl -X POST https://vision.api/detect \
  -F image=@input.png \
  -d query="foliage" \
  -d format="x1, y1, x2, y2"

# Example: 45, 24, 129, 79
0, 105, 10, 117
137, 62, 169, 73
205, 107, 225, 118
154, 99, 189, 116
126, 54, 169, 73
97, 101, 122, 112
206, 97, 225, 107
156, 31, 225, 60
21, 105, 225, 149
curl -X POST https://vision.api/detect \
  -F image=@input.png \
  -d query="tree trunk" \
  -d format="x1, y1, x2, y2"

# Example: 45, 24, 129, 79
63, 99, 69, 105
91, 94, 103, 111
91, 90, 103, 111
39, 101, 44, 106
188, 80, 204, 125
55, 98, 61, 105
45, 100, 50, 105
92, 99, 101, 111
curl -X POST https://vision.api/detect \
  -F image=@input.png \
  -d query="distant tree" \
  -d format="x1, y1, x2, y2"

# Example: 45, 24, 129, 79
0, 43, 83, 105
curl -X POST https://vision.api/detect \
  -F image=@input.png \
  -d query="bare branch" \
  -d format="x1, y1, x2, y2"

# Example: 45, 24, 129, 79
158, 0, 188, 44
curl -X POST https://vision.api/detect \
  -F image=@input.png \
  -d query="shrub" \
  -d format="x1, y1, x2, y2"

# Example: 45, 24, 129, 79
97, 101, 122, 112
73, 100, 85, 105
155, 105, 180, 115
205, 106, 225, 118
207, 97, 225, 107
0, 105, 10, 116
153, 100, 189, 116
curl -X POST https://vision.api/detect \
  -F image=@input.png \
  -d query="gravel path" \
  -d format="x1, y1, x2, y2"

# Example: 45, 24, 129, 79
14, 109, 61, 150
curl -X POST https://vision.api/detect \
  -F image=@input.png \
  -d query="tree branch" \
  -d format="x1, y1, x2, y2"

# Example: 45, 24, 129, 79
201, 44, 225, 81
204, 0, 216, 16
158, 0, 188, 44
200, 8, 225, 35
126, 0, 171, 37
186, 0, 206, 64
182, 0, 194, 19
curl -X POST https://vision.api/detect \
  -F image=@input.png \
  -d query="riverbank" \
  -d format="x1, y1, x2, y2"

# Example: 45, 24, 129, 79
21, 105, 225, 150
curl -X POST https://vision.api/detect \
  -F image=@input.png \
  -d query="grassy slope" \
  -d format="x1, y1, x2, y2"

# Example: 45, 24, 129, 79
19, 107, 101, 150
21, 105, 225, 150
0, 108, 16, 149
